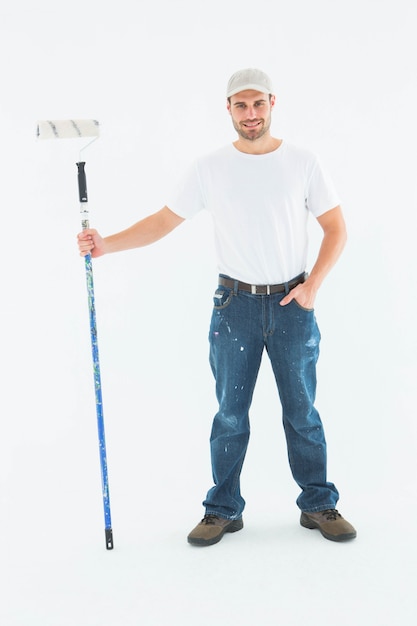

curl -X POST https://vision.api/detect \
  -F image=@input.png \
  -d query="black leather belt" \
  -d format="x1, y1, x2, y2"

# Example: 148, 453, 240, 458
219, 272, 307, 295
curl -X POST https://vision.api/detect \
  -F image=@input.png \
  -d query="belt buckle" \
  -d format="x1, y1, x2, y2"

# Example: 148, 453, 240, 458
251, 284, 270, 295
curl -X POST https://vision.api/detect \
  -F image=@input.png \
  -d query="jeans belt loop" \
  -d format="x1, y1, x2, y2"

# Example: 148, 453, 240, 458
233, 279, 239, 295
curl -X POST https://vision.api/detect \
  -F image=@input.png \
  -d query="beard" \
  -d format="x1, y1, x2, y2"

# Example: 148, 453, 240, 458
232, 114, 271, 141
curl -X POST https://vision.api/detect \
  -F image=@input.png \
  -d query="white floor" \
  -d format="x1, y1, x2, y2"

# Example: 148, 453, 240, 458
3, 481, 416, 625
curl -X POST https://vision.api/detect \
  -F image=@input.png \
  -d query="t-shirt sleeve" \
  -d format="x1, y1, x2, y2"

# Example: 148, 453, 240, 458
305, 157, 341, 218
166, 161, 205, 219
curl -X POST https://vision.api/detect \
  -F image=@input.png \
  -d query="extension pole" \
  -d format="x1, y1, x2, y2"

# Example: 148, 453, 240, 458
77, 160, 114, 550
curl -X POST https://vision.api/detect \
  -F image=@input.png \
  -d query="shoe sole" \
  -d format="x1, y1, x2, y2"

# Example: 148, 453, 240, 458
187, 519, 244, 547
300, 513, 357, 542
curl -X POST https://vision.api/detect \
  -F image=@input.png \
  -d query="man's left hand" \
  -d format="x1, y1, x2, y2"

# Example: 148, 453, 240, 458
279, 281, 317, 310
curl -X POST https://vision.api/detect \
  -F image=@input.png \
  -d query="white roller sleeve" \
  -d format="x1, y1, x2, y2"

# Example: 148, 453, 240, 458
37, 119, 99, 139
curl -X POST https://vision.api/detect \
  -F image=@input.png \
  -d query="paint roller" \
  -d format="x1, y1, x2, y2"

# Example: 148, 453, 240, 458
37, 118, 114, 550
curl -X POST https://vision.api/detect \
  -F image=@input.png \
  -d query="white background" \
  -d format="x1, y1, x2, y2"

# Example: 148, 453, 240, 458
1, 0, 416, 624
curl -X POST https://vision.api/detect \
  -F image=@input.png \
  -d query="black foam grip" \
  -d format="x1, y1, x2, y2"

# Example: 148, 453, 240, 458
77, 161, 88, 203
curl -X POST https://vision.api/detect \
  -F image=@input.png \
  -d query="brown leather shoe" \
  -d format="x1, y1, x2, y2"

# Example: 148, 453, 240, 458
300, 509, 357, 542
187, 514, 244, 546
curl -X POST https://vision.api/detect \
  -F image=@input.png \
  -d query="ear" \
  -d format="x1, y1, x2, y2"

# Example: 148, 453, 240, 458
270, 94, 276, 109
226, 99, 231, 114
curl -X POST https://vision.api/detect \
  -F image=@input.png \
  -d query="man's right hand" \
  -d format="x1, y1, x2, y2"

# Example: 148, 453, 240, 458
77, 228, 106, 258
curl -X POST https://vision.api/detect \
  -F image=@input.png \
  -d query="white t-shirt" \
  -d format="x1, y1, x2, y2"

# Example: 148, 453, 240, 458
167, 141, 340, 284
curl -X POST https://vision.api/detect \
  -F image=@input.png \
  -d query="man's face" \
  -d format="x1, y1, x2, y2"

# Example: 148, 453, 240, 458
227, 90, 275, 141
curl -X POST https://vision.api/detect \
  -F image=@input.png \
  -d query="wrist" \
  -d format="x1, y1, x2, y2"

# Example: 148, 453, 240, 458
304, 272, 322, 293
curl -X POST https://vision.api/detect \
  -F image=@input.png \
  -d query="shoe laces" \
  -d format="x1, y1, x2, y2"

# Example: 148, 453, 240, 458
321, 509, 341, 521
201, 514, 219, 525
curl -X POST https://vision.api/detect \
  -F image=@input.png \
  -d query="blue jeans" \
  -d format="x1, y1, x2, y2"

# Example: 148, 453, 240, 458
203, 276, 339, 519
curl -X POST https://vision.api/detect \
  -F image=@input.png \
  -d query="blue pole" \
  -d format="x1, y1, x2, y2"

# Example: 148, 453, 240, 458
78, 161, 114, 550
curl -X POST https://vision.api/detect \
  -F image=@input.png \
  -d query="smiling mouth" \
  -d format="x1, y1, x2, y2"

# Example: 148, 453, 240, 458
242, 120, 262, 132
243, 120, 262, 128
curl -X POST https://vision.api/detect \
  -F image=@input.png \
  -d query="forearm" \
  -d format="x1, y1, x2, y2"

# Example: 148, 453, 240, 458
280, 206, 347, 308
307, 226, 347, 291
103, 206, 184, 254
306, 205, 347, 289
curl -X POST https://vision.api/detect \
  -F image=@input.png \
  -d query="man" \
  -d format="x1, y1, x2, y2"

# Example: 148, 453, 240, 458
78, 68, 356, 547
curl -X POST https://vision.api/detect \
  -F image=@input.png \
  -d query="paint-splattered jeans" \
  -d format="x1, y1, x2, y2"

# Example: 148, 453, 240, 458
203, 275, 339, 519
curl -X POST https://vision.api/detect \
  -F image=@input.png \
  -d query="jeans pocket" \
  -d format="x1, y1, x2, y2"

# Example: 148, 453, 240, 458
291, 298, 314, 313
213, 287, 234, 310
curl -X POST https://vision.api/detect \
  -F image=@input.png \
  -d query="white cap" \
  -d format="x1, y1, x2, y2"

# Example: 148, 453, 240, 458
226, 68, 273, 98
